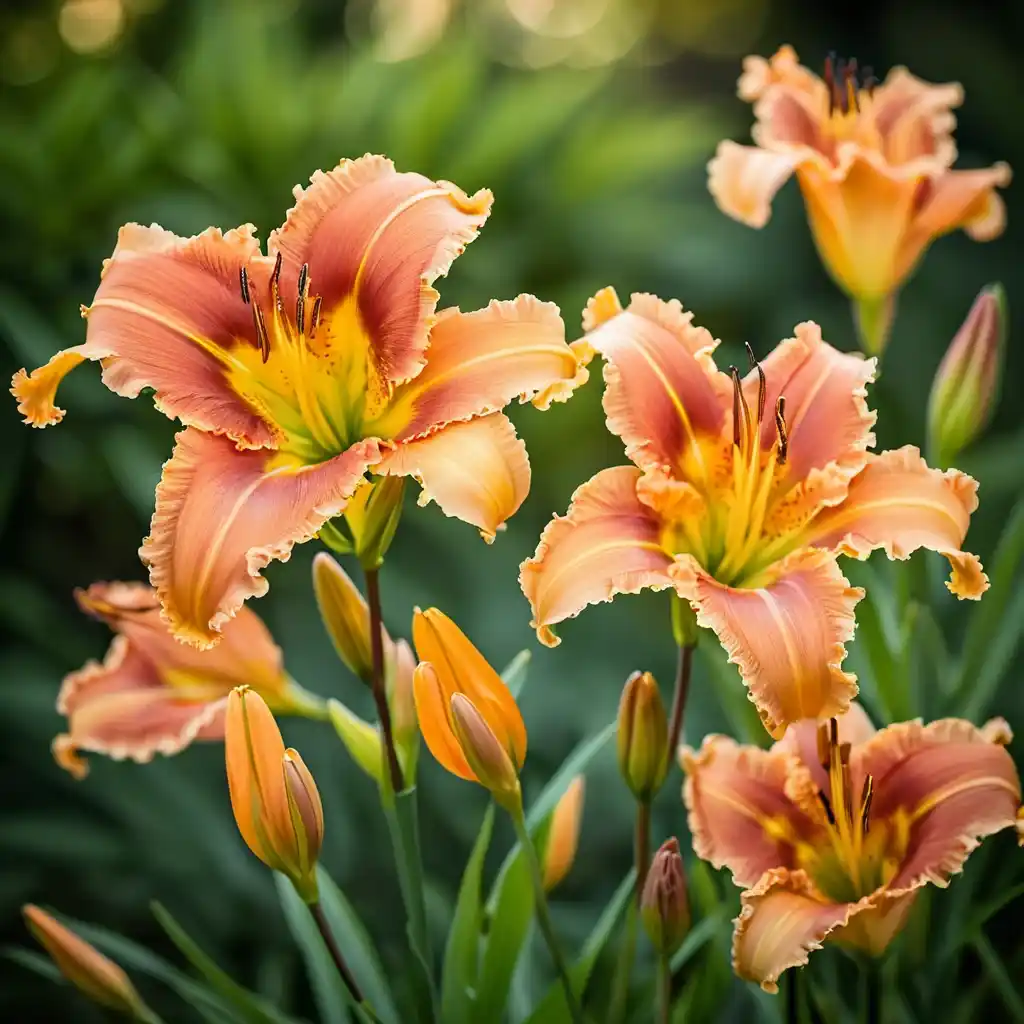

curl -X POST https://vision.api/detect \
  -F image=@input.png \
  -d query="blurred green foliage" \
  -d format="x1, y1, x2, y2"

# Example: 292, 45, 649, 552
2, 0, 1023, 1020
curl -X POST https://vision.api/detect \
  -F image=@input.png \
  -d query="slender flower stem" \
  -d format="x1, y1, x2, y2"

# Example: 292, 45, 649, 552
862, 958, 883, 1024
511, 810, 586, 1024
666, 642, 695, 759
364, 567, 404, 794
134, 1007, 169, 1024
634, 799, 652, 902
657, 955, 672, 1024
311, 900, 383, 1023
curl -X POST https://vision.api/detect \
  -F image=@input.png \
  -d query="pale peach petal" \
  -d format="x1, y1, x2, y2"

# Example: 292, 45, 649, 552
856, 718, 1021, 890
268, 155, 492, 388
374, 412, 528, 542
751, 88, 825, 152
11, 347, 87, 427
581, 288, 731, 476
873, 68, 963, 166
708, 141, 802, 229
141, 428, 379, 648
377, 295, 584, 439
745, 321, 876, 484
520, 465, 675, 647
681, 735, 820, 888
737, 46, 824, 104
732, 868, 852, 993
68, 224, 275, 446
805, 445, 988, 599
670, 549, 862, 739
773, 703, 877, 794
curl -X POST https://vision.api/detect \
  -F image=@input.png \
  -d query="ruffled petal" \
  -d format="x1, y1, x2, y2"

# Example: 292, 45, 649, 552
805, 445, 988, 599
681, 735, 820, 888
746, 321, 876, 484
708, 141, 803, 229
856, 717, 1021, 890
732, 868, 852, 993
737, 45, 825, 104
520, 465, 675, 647
376, 295, 587, 438
53, 636, 227, 779
773, 703, 877, 793
268, 155, 492, 389
141, 428, 379, 648
581, 287, 732, 477
374, 412, 528, 542
873, 68, 963, 167
14, 224, 279, 445
670, 549, 862, 739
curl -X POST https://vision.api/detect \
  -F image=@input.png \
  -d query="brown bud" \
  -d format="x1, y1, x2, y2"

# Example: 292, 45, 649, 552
641, 837, 690, 955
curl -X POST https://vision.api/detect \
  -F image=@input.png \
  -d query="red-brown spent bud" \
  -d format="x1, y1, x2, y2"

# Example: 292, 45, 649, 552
640, 837, 690, 956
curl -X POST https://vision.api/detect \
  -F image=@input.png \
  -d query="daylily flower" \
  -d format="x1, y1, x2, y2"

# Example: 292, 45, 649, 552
55, 581, 312, 778
521, 289, 988, 737
13, 156, 590, 648
708, 46, 1011, 353
681, 705, 1022, 992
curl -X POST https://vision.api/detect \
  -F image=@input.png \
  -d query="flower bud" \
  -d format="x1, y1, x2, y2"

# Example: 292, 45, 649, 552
928, 284, 1006, 467
225, 687, 323, 902
313, 552, 382, 684
542, 776, 585, 891
387, 639, 419, 779
617, 671, 669, 801
641, 837, 690, 956
344, 476, 406, 570
327, 698, 384, 784
449, 692, 522, 812
23, 905, 147, 1016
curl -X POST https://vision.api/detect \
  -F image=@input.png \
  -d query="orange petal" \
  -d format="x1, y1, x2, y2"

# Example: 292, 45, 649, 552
543, 776, 585, 891
378, 295, 585, 438
872, 68, 963, 167
805, 445, 988, 599
413, 662, 475, 781
681, 735, 820, 888
18, 224, 277, 445
856, 717, 1021, 890
581, 288, 732, 476
412, 607, 526, 769
519, 465, 675, 648
268, 155, 492, 388
708, 141, 803, 229
732, 868, 862, 992
141, 428, 379, 648
746, 321, 876, 484
670, 549, 862, 739
374, 412, 529, 542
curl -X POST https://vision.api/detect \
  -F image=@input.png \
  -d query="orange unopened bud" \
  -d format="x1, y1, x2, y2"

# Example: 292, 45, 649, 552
225, 687, 324, 902
388, 639, 419, 779
344, 476, 406, 570
23, 905, 147, 1017
617, 671, 669, 801
928, 284, 1006, 467
542, 776, 585, 891
641, 837, 690, 956
449, 692, 522, 811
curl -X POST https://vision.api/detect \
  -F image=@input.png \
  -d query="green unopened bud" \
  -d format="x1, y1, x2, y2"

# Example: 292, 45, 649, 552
312, 553, 378, 683
641, 837, 689, 956
449, 692, 522, 813
344, 476, 406, 570
327, 698, 384, 785
928, 284, 1006, 467
617, 671, 669, 801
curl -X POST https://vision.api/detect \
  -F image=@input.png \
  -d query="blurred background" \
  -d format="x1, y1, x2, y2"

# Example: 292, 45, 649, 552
2, 0, 1022, 1020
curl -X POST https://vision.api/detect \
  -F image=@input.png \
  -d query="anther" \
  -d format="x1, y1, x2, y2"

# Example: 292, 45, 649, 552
829, 718, 839, 748
239, 266, 250, 305
860, 775, 874, 835
310, 295, 323, 339
862, 66, 877, 97
252, 302, 271, 363
843, 58, 860, 114
817, 722, 831, 770
296, 262, 309, 333
818, 789, 836, 826
774, 396, 789, 466
730, 366, 742, 448
271, 251, 283, 288
745, 342, 767, 424
824, 52, 837, 117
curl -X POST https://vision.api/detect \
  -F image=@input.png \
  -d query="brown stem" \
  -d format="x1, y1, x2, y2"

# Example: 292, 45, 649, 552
365, 568, 404, 794
666, 642, 695, 759
634, 799, 651, 904
311, 901, 365, 1006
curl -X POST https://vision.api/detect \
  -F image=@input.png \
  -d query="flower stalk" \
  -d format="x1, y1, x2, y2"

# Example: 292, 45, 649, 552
365, 568, 405, 795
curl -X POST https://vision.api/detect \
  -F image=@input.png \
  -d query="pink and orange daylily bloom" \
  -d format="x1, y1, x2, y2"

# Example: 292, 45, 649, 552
708, 46, 1010, 350
55, 581, 312, 778
682, 705, 1023, 992
521, 288, 988, 737
13, 155, 590, 647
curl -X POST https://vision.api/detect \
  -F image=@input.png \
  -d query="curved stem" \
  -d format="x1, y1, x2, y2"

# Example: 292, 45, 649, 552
666, 643, 695, 758
511, 810, 586, 1024
657, 955, 672, 1024
364, 568, 404, 794
310, 901, 364, 1004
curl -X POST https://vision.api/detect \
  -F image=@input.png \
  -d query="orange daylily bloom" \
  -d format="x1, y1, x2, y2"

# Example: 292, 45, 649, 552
411, 607, 527, 807
55, 581, 310, 779
13, 156, 590, 649
521, 289, 988, 737
681, 705, 1022, 992
709, 46, 1010, 351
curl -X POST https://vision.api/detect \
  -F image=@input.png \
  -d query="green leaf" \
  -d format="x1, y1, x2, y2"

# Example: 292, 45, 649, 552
501, 650, 532, 700
524, 869, 636, 1023
441, 803, 496, 1024
972, 933, 1024, 1021
275, 874, 351, 1024
668, 909, 728, 972
152, 902, 295, 1024
5, 947, 63, 985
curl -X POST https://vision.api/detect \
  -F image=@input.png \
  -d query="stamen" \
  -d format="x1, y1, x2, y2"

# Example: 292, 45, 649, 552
843, 58, 860, 114
829, 718, 839, 748
730, 366, 743, 448
817, 722, 831, 769
252, 302, 271, 363
824, 52, 837, 117
862, 66, 877, 97
310, 295, 323, 339
818, 789, 836, 826
745, 342, 767, 424
775, 396, 789, 466
270, 251, 284, 316
860, 775, 874, 836
239, 266, 250, 305
296, 262, 309, 334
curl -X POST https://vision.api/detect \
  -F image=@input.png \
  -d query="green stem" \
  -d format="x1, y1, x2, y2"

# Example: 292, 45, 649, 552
364, 567, 404, 794
786, 968, 799, 1024
133, 1007, 169, 1024
853, 293, 896, 358
657, 955, 672, 1024
861, 957, 883, 1024
666, 643, 695, 770
634, 800, 652, 903
511, 809, 586, 1024
310, 901, 368, 1009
